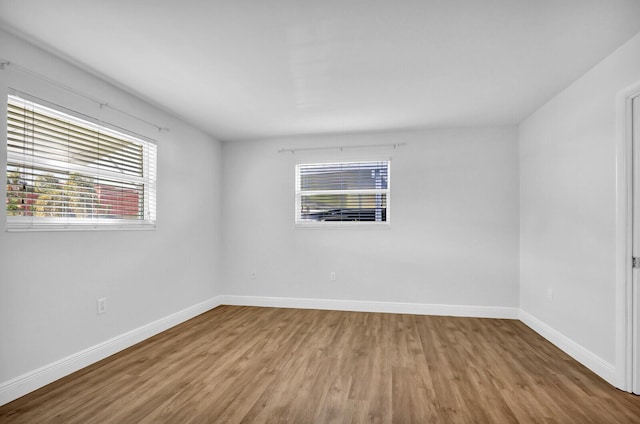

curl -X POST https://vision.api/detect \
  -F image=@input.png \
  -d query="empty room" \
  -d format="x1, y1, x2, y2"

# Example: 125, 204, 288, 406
2, 0, 640, 422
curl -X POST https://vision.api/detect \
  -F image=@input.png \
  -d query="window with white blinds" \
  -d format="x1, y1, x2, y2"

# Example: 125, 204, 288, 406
6, 94, 157, 230
295, 160, 390, 225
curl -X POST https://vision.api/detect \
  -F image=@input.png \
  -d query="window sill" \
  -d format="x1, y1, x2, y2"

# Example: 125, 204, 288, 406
6, 221, 156, 232
295, 222, 391, 230
6, 226, 156, 232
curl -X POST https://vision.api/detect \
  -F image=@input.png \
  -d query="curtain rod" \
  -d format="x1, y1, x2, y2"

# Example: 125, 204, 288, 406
278, 142, 406, 154
0, 59, 170, 133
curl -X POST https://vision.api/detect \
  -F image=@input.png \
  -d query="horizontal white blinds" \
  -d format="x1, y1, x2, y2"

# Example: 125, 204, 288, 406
296, 161, 389, 223
6, 94, 157, 230
298, 161, 389, 191
8, 103, 144, 177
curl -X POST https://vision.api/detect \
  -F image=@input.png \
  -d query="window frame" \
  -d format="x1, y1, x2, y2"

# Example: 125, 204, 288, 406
295, 159, 391, 229
5, 93, 157, 232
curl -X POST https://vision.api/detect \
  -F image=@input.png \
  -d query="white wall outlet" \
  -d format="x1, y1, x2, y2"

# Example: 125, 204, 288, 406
97, 298, 106, 315
546, 288, 553, 302
249, 272, 257, 280
330, 271, 336, 281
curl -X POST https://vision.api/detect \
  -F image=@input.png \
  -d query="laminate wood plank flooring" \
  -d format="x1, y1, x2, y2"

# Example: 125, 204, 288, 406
1, 305, 640, 423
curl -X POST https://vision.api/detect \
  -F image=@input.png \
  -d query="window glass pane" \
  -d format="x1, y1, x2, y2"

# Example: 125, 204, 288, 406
300, 193, 387, 222
7, 165, 144, 219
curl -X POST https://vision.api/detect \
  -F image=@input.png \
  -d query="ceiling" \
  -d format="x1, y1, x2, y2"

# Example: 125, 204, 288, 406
1, 0, 640, 142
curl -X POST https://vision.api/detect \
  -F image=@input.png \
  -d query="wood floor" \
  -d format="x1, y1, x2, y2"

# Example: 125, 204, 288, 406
1, 306, 640, 423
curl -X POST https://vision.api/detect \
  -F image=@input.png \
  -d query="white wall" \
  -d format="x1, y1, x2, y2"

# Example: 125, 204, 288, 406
0, 29, 222, 392
519, 32, 640, 375
222, 127, 519, 312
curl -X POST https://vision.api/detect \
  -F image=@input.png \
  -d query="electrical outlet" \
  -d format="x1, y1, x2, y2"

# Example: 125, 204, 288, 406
97, 298, 106, 315
330, 271, 336, 281
249, 272, 257, 280
546, 288, 553, 302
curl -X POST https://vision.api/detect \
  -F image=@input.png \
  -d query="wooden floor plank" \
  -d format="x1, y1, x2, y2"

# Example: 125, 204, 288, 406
1, 305, 640, 423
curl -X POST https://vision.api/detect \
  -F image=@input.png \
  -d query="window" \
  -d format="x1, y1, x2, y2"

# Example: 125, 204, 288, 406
295, 160, 390, 225
6, 94, 157, 230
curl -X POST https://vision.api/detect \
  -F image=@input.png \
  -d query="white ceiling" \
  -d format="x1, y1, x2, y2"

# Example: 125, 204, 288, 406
1, 1, 640, 142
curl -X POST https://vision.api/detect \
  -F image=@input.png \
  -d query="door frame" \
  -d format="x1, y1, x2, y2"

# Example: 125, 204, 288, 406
616, 82, 640, 392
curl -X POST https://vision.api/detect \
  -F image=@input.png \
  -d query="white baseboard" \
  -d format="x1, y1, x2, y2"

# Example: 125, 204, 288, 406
519, 309, 616, 385
0, 296, 222, 407
218, 295, 519, 319
1, 298, 617, 407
